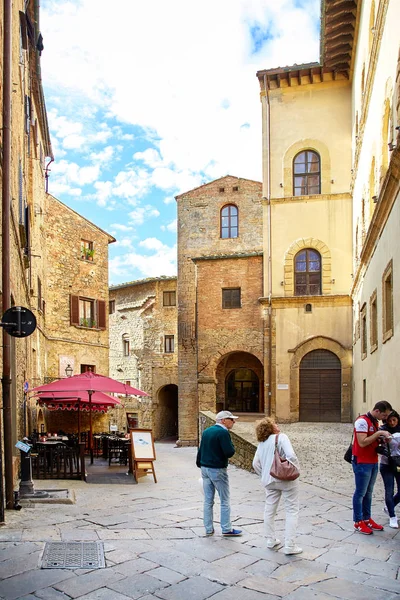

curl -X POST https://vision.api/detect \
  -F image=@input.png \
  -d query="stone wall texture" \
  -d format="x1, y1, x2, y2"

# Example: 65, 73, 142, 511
109, 277, 178, 439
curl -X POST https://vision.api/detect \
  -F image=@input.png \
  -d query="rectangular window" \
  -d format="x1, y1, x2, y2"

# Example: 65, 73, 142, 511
81, 364, 96, 373
70, 295, 106, 329
163, 291, 176, 306
361, 303, 367, 360
382, 260, 393, 342
370, 290, 378, 353
37, 277, 42, 312
81, 239, 94, 261
164, 335, 174, 353
363, 379, 367, 403
222, 288, 241, 309
109, 300, 115, 315
123, 339, 130, 357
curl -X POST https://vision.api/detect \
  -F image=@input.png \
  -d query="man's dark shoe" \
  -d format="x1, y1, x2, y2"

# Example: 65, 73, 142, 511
222, 529, 242, 536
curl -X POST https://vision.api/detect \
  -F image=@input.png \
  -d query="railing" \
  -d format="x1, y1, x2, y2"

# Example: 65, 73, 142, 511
31, 443, 86, 481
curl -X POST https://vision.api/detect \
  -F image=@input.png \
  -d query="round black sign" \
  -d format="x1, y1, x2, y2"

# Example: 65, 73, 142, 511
1, 307, 37, 338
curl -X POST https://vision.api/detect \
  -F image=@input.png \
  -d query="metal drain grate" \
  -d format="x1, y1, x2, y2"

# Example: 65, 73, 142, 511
41, 541, 105, 569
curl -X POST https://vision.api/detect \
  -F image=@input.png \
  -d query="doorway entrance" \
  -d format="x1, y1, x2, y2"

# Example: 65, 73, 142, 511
226, 368, 259, 413
156, 384, 178, 440
299, 349, 341, 422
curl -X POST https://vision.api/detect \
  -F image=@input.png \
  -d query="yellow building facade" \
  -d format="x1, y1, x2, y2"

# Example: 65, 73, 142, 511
257, 0, 400, 421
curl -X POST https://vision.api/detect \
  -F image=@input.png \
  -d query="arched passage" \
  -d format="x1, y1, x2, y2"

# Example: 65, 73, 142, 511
216, 352, 264, 413
299, 349, 341, 422
156, 384, 178, 440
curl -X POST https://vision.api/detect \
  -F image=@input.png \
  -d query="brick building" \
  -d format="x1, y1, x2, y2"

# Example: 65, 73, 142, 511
176, 176, 263, 445
109, 277, 178, 439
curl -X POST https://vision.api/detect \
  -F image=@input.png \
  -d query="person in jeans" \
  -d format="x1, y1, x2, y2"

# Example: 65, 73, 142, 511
379, 410, 400, 528
196, 411, 242, 537
352, 401, 392, 534
252, 418, 301, 555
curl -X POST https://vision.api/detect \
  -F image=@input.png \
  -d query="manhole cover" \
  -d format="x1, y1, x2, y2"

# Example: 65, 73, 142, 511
41, 541, 105, 569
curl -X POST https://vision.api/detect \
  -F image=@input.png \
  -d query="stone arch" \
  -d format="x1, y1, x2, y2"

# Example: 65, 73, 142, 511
284, 238, 332, 296
289, 336, 352, 421
283, 139, 331, 197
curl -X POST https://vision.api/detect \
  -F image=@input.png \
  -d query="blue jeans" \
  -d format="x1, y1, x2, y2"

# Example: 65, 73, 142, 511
380, 463, 400, 517
352, 460, 378, 522
201, 466, 231, 533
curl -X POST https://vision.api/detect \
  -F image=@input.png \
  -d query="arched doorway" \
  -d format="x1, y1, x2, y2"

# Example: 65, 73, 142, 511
226, 369, 259, 413
156, 384, 178, 440
299, 349, 341, 422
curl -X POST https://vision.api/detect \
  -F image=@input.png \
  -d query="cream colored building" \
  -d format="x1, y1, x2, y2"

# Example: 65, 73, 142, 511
109, 277, 178, 440
351, 0, 400, 414
256, 2, 355, 422
257, 0, 400, 421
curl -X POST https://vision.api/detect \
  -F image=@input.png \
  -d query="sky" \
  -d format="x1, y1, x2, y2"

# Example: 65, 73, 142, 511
40, 0, 320, 285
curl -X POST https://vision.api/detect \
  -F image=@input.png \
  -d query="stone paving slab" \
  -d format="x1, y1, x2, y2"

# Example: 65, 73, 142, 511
0, 429, 399, 599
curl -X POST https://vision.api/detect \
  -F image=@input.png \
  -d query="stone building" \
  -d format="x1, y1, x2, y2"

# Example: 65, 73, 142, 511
32, 195, 116, 435
176, 176, 263, 445
109, 277, 178, 440
0, 0, 53, 493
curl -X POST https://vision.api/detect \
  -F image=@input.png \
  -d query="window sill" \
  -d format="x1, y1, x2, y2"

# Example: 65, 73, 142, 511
80, 258, 95, 263
73, 325, 102, 331
370, 343, 378, 354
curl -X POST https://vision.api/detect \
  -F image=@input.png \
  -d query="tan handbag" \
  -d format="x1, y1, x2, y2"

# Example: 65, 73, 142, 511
270, 434, 300, 481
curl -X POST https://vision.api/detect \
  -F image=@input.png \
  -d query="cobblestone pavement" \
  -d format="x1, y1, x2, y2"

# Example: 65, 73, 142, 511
0, 424, 399, 599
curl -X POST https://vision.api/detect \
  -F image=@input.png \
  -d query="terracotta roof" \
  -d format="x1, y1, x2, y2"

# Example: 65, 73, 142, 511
257, 0, 360, 89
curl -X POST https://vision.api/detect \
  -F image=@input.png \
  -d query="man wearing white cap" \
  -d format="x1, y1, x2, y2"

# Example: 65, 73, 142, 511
196, 410, 242, 537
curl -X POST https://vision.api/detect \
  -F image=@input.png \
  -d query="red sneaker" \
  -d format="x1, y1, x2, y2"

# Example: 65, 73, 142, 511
364, 518, 384, 531
354, 521, 373, 535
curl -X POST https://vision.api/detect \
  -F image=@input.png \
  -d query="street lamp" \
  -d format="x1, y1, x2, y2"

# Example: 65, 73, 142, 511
65, 364, 73, 377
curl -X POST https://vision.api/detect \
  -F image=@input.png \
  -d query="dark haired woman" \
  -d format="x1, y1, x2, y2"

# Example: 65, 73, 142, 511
252, 418, 301, 555
379, 410, 400, 528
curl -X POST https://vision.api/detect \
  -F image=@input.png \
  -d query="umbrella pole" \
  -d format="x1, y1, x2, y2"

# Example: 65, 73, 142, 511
78, 401, 81, 437
89, 390, 93, 464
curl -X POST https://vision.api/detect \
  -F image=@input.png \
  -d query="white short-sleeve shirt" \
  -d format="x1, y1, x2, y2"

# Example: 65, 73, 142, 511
354, 416, 374, 433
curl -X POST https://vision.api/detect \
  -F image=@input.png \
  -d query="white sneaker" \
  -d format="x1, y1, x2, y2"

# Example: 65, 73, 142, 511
266, 538, 281, 549
389, 517, 398, 529
284, 545, 303, 555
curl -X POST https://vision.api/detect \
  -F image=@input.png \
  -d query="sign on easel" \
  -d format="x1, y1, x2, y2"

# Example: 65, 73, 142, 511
129, 429, 157, 483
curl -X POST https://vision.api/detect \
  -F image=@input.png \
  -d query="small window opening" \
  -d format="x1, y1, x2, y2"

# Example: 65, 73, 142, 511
305, 303, 312, 313
219, 187, 225, 193
232, 186, 239, 192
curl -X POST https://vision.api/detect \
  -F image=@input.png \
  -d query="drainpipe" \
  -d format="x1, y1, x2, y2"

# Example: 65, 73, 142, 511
2, 0, 13, 516
263, 75, 273, 417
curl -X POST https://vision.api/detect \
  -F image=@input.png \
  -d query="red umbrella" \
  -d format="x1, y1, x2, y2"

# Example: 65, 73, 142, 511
31, 372, 147, 462
34, 391, 123, 437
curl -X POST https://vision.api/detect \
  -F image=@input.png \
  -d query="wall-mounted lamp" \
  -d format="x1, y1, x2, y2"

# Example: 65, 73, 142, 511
65, 364, 73, 377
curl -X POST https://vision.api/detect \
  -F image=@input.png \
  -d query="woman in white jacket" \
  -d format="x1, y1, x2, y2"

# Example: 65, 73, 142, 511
252, 418, 302, 555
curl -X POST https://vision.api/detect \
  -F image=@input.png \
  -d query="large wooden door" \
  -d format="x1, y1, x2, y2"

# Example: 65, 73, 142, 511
299, 350, 341, 422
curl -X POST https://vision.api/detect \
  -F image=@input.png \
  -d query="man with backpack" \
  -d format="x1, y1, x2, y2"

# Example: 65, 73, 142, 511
352, 401, 392, 534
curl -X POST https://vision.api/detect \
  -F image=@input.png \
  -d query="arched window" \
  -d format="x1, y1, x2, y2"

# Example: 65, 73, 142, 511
293, 150, 321, 196
122, 333, 130, 357
220, 204, 238, 238
295, 249, 321, 296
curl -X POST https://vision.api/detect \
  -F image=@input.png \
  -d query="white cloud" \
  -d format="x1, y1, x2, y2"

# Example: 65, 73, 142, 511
163, 195, 175, 205
41, 0, 320, 184
128, 206, 160, 226
109, 243, 177, 282
160, 219, 177, 233
94, 180, 113, 206
139, 237, 165, 251
110, 223, 134, 232
90, 145, 114, 164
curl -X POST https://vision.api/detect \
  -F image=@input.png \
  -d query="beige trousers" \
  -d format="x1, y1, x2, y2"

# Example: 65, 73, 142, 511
263, 481, 299, 548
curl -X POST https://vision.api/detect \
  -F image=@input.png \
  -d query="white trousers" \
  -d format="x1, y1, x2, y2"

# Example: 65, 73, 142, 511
263, 481, 299, 548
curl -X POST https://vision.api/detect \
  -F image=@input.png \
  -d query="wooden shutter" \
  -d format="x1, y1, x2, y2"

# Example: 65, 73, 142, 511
70, 295, 79, 326
97, 300, 106, 330
19, 12, 28, 50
